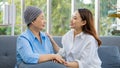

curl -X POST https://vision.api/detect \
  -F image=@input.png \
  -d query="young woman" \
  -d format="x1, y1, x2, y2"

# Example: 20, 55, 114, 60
48, 8, 102, 68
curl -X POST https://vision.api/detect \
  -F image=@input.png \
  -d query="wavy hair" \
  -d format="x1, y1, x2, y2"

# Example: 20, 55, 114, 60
78, 8, 101, 46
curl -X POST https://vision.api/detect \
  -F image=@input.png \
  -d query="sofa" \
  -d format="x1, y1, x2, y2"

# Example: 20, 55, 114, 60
0, 35, 120, 68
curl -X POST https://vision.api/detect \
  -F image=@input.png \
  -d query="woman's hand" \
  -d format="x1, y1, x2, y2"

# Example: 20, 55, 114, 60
38, 54, 65, 63
46, 33, 60, 52
53, 54, 66, 64
64, 61, 79, 68
52, 59, 59, 63
46, 33, 54, 41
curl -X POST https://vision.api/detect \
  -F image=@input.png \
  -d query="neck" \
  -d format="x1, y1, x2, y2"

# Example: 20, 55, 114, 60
29, 25, 42, 43
29, 25, 40, 37
74, 29, 82, 37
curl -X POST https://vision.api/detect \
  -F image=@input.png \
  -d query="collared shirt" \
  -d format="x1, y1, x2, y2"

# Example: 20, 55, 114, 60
16, 29, 54, 65
58, 29, 102, 68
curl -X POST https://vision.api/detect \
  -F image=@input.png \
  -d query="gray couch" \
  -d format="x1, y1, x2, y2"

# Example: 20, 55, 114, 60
0, 36, 120, 68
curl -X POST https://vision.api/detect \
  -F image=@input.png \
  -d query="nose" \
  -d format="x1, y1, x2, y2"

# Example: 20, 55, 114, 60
44, 19, 46, 23
70, 19, 73, 23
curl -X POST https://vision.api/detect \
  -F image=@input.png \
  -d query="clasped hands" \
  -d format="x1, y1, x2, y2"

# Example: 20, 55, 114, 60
52, 54, 66, 64
52, 54, 78, 68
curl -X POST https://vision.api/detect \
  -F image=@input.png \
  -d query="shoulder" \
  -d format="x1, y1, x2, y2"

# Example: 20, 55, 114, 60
17, 30, 30, 41
63, 29, 73, 38
84, 33, 95, 41
83, 33, 97, 45
85, 33, 98, 46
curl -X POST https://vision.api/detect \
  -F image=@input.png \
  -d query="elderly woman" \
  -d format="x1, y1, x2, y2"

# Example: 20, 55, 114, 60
16, 6, 66, 68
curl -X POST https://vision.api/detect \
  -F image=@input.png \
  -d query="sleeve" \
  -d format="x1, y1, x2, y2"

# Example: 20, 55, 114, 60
75, 39, 101, 68
57, 48, 66, 57
17, 37, 40, 63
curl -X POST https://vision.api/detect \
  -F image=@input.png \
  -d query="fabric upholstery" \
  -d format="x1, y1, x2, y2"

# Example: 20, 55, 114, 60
19, 61, 66, 68
100, 36, 120, 51
0, 36, 17, 68
53, 36, 62, 47
98, 46, 120, 68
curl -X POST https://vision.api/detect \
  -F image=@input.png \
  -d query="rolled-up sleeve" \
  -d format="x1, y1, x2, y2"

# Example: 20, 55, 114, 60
57, 48, 66, 57
75, 40, 101, 68
17, 37, 40, 63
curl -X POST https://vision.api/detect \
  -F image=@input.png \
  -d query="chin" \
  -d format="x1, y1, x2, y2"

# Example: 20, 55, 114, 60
70, 26, 74, 29
41, 27, 45, 30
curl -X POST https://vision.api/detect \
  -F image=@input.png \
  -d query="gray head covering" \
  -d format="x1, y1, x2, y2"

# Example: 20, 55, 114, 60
24, 6, 42, 25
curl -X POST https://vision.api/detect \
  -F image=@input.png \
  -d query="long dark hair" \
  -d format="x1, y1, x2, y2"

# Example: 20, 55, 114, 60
78, 8, 101, 46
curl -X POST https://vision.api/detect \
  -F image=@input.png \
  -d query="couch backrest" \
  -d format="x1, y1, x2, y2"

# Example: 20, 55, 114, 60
100, 36, 120, 45
99, 36, 120, 68
100, 36, 120, 52
0, 36, 17, 68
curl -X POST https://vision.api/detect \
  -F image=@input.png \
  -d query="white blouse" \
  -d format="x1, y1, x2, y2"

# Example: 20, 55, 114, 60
58, 29, 102, 68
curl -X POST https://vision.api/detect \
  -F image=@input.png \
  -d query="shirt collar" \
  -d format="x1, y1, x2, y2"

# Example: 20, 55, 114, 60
39, 32, 46, 39
72, 29, 84, 39
76, 32, 84, 39
27, 28, 36, 39
27, 29, 45, 41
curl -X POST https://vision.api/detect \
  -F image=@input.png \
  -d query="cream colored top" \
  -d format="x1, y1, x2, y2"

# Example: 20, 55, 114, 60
58, 29, 102, 68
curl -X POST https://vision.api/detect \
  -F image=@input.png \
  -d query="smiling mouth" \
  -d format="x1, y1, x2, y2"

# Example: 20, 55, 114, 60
43, 24, 46, 27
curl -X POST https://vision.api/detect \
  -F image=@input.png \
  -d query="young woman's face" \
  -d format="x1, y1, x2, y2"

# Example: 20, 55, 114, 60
32, 12, 46, 30
70, 11, 86, 30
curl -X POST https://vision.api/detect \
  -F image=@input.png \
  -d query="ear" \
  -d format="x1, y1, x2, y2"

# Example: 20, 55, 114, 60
82, 20, 86, 26
31, 22, 35, 25
31, 22, 34, 24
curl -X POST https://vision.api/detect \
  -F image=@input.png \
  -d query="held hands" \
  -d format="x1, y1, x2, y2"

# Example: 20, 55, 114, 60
39, 54, 65, 63
52, 54, 66, 64
46, 33, 62, 63
52, 54, 78, 68
51, 54, 78, 68
64, 61, 79, 68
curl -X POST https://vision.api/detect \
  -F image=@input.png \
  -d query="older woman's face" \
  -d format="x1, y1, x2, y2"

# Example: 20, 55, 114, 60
32, 12, 46, 30
70, 11, 85, 30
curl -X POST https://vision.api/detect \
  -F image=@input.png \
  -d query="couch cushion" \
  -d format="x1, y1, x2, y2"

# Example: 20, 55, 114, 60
19, 61, 66, 68
98, 46, 120, 68
0, 36, 17, 68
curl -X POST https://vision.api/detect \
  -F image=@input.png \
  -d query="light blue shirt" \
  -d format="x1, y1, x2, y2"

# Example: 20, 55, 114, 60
16, 29, 54, 66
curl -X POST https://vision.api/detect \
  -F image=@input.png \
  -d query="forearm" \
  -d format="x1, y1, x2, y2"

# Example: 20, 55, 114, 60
65, 61, 79, 68
38, 54, 66, 64
38, 54, 54, 63
50, 38, 60, 52
46, 33, 60, 52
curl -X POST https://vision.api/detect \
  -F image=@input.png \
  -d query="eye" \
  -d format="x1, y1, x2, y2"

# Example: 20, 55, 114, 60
73, 17, 77, 20
39, 16, 44, 20
41, 17, 44, 20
